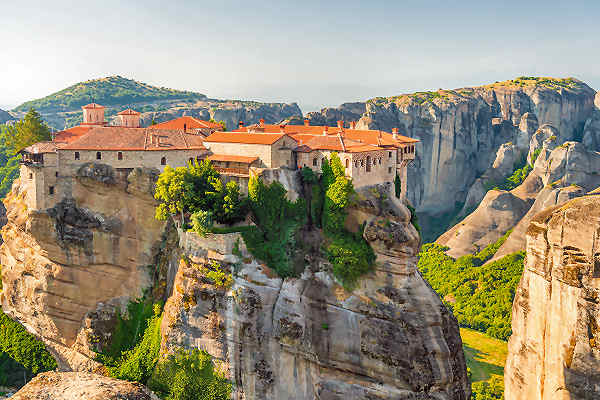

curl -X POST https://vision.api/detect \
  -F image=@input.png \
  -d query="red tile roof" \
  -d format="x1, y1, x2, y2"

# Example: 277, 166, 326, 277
60, 127, 207, 151
208, 154, 258, 164
148, 116, 222, 131
82, 103, 105, 109
234, 123, 419, 145
19, 141, 59, 154
118, 109, 140, 115
295, 135, 381, 153
53, 126, 94, 144
204, 131, 296, 145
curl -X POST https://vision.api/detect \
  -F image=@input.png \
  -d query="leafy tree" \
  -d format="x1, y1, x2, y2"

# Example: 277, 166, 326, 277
394, 174, 401, 198
148, 349, 231, 400
154, 166, 188, 225
183, 160, 221, 213
4, 108, 51, 155
0, 126, 20, 198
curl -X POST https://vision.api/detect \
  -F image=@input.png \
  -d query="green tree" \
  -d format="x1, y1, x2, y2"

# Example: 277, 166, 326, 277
191, 210, 214, 237
394, 174, 401, 198
0, 126, 20, 198
4, 108, 51, 154
183, 160, 221, 213
154, 166, 188, 225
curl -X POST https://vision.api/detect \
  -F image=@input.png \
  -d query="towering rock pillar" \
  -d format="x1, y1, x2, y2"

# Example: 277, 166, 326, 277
505, 195, 600, 400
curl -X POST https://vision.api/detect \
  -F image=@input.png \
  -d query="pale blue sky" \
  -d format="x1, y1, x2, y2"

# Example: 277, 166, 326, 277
1, 0, 598, 112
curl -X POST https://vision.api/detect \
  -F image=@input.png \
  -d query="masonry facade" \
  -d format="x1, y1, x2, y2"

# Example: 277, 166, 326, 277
19, 104, 419, 211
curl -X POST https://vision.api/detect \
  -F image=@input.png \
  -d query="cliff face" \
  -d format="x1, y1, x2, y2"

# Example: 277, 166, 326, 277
160, 184, 469, 400
308, 79, 596, 216
0, 166, 166, 371
505, 195, 600, 400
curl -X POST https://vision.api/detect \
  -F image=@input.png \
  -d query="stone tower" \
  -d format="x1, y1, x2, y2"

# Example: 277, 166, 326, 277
117, 109, 141, 128
82, 103, 105, 125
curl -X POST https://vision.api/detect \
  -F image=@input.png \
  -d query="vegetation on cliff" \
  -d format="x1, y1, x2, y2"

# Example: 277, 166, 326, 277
418, 231, 524, 340
462, 328, 507, 400
14, 76, 206, 113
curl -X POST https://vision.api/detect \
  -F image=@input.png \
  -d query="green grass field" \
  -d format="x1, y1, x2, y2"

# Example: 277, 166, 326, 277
461, 327, 507, 385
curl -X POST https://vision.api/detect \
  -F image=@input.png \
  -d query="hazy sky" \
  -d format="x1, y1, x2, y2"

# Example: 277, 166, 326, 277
1, 0, 599, 112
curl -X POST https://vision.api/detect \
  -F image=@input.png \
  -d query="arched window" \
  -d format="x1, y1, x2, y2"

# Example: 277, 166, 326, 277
388, 151, 392, 158
96, 152, 101, 160
366, 156, 371, 172
345, 159, 349, 168
360, 160, 364, 167
379, 157, 382, 165
355, 161, 358, 168
161, 157, 166, 165
313, 158, 318, 166
74, 152, 80, 160
118, 152, 123, 160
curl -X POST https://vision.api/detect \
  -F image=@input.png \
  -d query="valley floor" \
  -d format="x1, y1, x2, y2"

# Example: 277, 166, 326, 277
461, 328, 507, 387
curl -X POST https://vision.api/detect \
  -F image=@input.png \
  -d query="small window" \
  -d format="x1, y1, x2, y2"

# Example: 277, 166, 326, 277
313, 158, 317, 166
345, 159, 349, 168
355, 161, 358, 168
379, 158, 382, 165
322, 158, 326, 165
49, 186, 55, 195
118, 152, 123, 160
388, 167, 392, 173
360, 160, 364, 167
189, 157, 194, 163
75, 152, 80, 160
29, 173, 33, 180
96, 152, 102, 160
55, 171, 58, 177
389, 151, 392, 158
161, 157, 166, 165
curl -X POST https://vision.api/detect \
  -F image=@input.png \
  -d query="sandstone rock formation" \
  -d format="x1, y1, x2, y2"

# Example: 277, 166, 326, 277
160, 183, 469, 400
0, 166, 166, 371
307, 79, 596, 218
11, 372, 158, 400
504, 195, 600, 400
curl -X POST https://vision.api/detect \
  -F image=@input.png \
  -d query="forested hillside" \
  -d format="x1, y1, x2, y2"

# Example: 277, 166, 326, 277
14, 76, 206, 113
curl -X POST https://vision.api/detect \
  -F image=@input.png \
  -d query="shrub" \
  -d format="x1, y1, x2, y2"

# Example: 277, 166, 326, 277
148, 348, 231, 400
471, 375, 504, 400
110, 304, 162, 383
191, 210, 214, 237
204, 261, 233, 289
326, 228, 375, 290
0, 309, 57, 374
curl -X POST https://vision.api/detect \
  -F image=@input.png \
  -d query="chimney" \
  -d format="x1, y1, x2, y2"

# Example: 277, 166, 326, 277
323, 126, 328, 136
304, 119, 309, 126
239, 121, 244, 129
259, 118, 265, 127
392, 128, 398, 139
337, 120, 343, 128
350, 121, 356, 129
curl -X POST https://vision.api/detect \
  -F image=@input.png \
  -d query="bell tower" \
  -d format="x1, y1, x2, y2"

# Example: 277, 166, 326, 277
82, 103, 105, 125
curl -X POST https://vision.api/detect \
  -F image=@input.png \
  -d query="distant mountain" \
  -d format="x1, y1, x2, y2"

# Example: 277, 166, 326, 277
13, 75, 207, 113
0, 108, 13, 124
11, 76, 302, 130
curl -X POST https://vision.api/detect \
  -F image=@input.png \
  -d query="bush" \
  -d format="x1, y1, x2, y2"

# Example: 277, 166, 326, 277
191, 210, 214, 237
0, 309, 57, 374
148, 348, 231, 400
326, 228, 376, 290
110, 304, 162, 383
471, 375, 504, 400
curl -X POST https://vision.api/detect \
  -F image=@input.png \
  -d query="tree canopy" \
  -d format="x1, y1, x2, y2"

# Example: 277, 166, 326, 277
4, 108, 51, 155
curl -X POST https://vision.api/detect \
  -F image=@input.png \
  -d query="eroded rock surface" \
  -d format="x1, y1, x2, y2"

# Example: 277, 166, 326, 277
0, 166, 165, 371
11, 372, 158, 400
505, 195, 600, 400
160, 184, 469, 400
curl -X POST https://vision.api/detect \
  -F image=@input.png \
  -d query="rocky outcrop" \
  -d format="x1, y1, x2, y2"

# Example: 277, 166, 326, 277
307, 79, 596, 218
11, 372, 158, 400
0, 166, 166, 371
437, 139, 600, 258
160, 184, 469, 400
504, 195, 600, 400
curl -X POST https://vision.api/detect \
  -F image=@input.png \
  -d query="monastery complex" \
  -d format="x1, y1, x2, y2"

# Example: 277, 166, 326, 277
19, 103, 418, 210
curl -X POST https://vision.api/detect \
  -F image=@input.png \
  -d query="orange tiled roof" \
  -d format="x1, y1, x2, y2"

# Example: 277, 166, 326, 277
208, 154, 258, 164
60, 127, 207, 151
234, 123, 419, 145
118, 109, 140, 115
82, 103, 105, 109
148, 116, 222, 131
204, 131, 296, 145
295, 135, 382, 153
19, 141, 59, 154
53, 126, 95, 144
